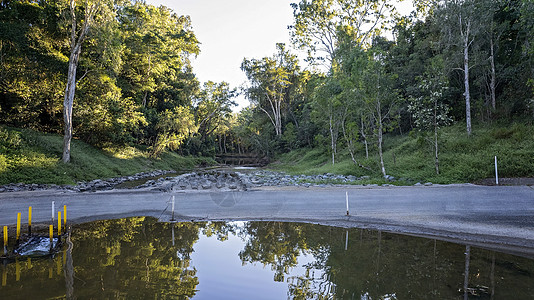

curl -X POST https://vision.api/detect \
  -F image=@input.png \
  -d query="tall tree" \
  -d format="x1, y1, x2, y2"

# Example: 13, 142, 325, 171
242, 43, 300, 137
436, 0, 483, 136
63, 0, 112, 163
290, 0, 397, 68
408, 58, 452, 174
361, 45, 399, 178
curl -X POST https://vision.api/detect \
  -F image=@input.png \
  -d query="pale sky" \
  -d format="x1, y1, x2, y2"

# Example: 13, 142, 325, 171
145, 0, 414, 111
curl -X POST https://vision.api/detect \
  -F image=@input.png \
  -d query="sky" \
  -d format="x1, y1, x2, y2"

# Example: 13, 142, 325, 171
146, 0, 414, 111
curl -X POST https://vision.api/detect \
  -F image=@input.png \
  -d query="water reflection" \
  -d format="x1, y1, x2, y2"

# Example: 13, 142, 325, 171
0, 218, 532, 299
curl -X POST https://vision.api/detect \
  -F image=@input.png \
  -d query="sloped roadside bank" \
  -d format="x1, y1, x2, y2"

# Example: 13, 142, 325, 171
1, 183, 533, 259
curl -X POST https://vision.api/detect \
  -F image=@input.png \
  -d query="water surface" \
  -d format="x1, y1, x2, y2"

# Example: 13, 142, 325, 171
1, 218, 533, 299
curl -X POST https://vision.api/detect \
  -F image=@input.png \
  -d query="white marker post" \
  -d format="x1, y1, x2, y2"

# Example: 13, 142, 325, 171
51, 201, 55, 222
495, 156, 499, 185
345, 191, 349, 216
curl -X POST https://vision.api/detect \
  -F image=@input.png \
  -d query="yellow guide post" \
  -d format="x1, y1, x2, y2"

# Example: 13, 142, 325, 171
28, 206, 32, 235
63, 205, 67, 226
16, 212, 21, 241
3, 226, 7, 255
3, 226, 7, 246
49, 225, 53, 248
58, 211, 62, 236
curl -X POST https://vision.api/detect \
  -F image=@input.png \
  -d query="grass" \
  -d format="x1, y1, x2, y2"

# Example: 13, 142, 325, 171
0, 126, 215, 185
272, 122, 534, 184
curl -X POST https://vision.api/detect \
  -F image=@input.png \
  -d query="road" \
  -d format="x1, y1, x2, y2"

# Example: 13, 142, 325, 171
1, 184, 533, 256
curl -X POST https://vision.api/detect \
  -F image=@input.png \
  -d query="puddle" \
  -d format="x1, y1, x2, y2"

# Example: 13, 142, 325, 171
1, 218, 533, 299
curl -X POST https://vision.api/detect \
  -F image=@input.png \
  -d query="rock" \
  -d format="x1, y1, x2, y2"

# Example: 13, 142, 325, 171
384, 175, 396, 182
424, 182, 433, 186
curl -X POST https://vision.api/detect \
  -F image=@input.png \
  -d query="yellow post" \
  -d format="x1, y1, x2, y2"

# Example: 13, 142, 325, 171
28, 206, 32, 235
58, 211, 61, 236
16, 212, 21, 242
3, 226, 7, 255
63, 205, 67, 226
49, 224, 53, 250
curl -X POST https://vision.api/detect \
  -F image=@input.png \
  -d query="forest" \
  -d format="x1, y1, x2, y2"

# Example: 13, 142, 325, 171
1, 0, 534, 182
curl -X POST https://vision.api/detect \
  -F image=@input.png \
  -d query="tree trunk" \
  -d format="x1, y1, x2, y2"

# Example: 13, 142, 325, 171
463, 22, 472, 136
434, 123, 440, 175
62, 53, 80, 163
376, 100, 386, 177
342, 121, 358, 167
361, 115, 369, 159
329, 115, 336, 165
62, 0, 95, 163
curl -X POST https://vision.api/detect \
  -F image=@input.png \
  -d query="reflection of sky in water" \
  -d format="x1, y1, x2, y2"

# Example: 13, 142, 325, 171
192, 222, 318, 300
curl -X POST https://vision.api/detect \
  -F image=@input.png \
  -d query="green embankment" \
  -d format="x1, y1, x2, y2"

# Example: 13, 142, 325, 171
0, 126, 215, 185
273, 123, 534, 184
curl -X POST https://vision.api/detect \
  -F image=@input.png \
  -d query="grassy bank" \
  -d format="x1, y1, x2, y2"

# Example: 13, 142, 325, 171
272, 123, 534, 184
0, 126, 215, 185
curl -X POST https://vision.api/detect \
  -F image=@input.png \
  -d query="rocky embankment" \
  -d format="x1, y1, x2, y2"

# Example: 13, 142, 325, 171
136, 170, 411, 192
0, 170, 176, 193
0, 169, 438, 194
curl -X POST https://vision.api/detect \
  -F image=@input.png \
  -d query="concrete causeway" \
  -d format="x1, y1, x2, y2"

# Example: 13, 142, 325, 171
1, 184, 533, 257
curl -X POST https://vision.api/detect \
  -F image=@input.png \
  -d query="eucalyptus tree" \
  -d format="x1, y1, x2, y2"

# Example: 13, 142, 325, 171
289, 0, 398, 68
62, 0, 115, 163
311, 76, 346, 164
435, 0, 486, 136
241, 43, 301, 137
408, 58, 452, 174
360, 45, 399, 178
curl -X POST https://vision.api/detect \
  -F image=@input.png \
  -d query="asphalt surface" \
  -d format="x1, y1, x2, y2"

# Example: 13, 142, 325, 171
1, 184, 533, 257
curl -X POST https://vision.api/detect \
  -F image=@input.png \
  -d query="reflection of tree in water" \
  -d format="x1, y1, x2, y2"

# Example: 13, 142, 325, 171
202, 221, 238, 242
238, 222, 310, 282
71, 217, 203, 299
238, 223, 534, 300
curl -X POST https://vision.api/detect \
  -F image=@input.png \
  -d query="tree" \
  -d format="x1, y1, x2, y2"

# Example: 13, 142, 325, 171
436, 0, 484, 136
150, 106, 197, 157
63, 0, 113, 163
194, 81, 237, 141
361, 45, 399, 178
408, 58, 452, 174
242, 43, 300, 137
290, 0, 397, 68
311, 76, 346, 165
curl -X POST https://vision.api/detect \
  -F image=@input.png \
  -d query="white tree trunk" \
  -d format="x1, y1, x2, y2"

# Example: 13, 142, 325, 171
361, 115, 369, 159
62, 0, 96, 163
329, 115, 336, 165
463, 31, 472, 136
62, 51, 80, 163
376, 100, 386, 177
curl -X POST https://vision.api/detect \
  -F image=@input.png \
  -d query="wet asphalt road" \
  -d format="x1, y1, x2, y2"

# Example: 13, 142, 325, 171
1, 184, 533, 255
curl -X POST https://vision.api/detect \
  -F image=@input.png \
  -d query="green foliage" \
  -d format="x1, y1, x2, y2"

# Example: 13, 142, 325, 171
0, 126, 213, 185
274, 124, 534, 183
